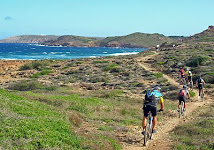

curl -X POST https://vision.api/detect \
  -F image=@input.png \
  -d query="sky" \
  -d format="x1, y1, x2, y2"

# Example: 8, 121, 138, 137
0, 0, 214, 39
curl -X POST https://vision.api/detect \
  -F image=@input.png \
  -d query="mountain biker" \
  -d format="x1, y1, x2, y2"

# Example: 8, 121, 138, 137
142, 86, 164, 134
177, 85, 190, 112
195, 76, 206, 97
179, 67, 185, 84
185, 68, 193, 85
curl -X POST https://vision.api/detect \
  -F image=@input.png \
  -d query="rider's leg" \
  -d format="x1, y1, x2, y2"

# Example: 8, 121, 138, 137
184, 102, 186, 108
199, 88, 201, 96
178, 98, 181, 109
152, 116, 157, 130
201, 88, 204, 95
142, 117, 147, 130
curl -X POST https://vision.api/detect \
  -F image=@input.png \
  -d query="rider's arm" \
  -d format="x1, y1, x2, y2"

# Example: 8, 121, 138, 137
160, 96, 164, 110
187, 91, 190, 99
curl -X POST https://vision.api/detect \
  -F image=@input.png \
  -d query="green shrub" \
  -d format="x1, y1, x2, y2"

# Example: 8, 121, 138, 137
32, 61, 49, 70
31, 69, 53, 78
103, 63, 118, 71
19, 63, 33, 70
8, 80, 42, 91
102, 90, 123, 98
189, 91, 195, 97
153, 72, 163, 78
186, 56, 211, 67
158, 61, 165, 65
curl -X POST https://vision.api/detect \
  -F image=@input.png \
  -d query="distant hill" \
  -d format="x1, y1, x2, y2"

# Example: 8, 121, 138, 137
99, 32, 175, 48
0, 35, 60, 43
42, 33, 175, 48
42, 35, 102, 47
185, 26, 214, 42
0, 32, 176, 48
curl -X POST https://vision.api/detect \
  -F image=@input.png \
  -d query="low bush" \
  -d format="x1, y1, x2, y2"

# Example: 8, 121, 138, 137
103, 63, 118, 71
189, 91, 195, 97
153, 72, 163, 78
186, 55, 211, 67
31, 69, 53, 78
8, 80, 42, 91
19, 63, 33, 70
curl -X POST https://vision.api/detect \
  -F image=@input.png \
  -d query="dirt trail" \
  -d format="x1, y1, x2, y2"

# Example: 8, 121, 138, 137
122, 52, 213, 150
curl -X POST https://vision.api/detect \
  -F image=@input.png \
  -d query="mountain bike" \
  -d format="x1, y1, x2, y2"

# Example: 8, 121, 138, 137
179, 101, 185, 118
187, 80, 193, 90
143, 111, 153, 146
199, 88, 204, 101
181, 77, 186, 85
143, 110, 162, 146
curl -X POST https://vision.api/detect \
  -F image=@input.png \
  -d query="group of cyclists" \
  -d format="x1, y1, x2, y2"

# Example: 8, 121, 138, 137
141, 66, 206, 135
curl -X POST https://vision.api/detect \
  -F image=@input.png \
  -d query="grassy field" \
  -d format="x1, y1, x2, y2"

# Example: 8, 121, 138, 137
172, 104, 214, 150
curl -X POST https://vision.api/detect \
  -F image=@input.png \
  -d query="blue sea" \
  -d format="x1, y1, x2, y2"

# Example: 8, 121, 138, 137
0, 43, 147, 60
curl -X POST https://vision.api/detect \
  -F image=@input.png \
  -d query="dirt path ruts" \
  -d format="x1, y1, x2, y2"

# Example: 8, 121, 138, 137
122, 52, 214, 150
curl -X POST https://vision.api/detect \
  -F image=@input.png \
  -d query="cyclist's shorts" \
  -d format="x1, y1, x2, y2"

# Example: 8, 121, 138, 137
143, 105, 157, 117
179, 96, 186, 104
181, 74, 185, 78
198, 84, 203, 89
188, 76, 192, 81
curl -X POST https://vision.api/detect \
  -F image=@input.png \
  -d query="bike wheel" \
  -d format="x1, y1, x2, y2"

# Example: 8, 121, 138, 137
179, 102, 184, 118
179, 107, 182, 118
144, 124, 149, 146
149, 118, 153, 139
200, 90, 204, 102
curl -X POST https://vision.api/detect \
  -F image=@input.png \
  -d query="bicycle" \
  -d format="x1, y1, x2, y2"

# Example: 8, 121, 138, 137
143, 111, 153, 146
179, 101, 185, 118
143, 110, 162, 146
180, 77, 186, 85
181, 77, 186, 85
199, 88, 204, 101
187, 80, 193, 90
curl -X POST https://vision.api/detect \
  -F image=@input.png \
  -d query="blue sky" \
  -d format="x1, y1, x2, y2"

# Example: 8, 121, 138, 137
0, 0, 213, 39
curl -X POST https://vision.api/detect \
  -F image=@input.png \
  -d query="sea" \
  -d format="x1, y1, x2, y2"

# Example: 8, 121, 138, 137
0, 43, 147, 60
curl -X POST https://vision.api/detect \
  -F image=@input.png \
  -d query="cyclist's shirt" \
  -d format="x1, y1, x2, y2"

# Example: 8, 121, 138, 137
179, 69, 185, 77
179, 88, 189, 97
185, 71, 192, 77
144, 90, 164, 107
196, 78, 204, 88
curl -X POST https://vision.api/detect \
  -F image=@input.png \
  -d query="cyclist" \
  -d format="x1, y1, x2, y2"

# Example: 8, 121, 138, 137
177, 85, 190, 112
185, 68, 193, 87
195, 76, 206, 97
142, 86, 164, 134
179, 67, 185, 84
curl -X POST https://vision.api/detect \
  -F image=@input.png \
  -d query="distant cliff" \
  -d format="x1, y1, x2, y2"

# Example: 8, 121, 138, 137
42, 35, 102, 47
99, 32, 175, 48
0, 35, 60, 43
185, 26, 214, 42
41, 33, 175, 48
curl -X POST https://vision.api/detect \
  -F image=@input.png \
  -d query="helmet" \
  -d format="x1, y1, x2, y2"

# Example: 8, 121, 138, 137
183, 85, 187, 89
180, 67, 183, 69
154, 86, 161, 90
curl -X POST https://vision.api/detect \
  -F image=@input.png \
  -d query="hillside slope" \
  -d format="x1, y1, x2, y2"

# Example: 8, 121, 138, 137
42, 35, 101, 47
0, 35, 59, 43
185, 26, 214, 42
99, 32, 175, 48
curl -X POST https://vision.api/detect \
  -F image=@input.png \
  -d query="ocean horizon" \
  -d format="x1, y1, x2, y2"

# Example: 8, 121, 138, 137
0, 43, 147, 60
